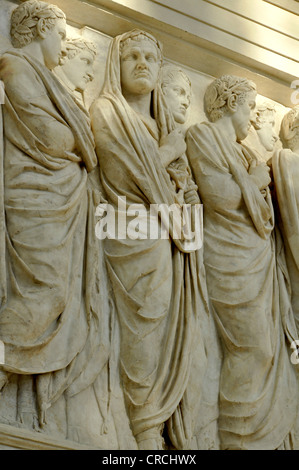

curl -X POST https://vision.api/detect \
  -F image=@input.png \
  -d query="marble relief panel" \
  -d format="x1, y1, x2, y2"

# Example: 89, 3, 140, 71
0, 0, 298, 451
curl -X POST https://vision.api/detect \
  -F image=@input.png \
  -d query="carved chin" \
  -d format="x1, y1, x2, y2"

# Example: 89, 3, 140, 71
173, 110, 186, 124
265, 143, 275, 152
134, 79, 154, 94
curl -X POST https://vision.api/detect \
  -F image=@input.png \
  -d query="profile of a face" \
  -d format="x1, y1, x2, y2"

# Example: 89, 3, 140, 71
59, 49, 95, 92
280, 107, 299, 152
162, 74, 191, 124
255, 112, 278, 152
40, 18, 67, 70
231, 90, 257, 142
120, 37, 161, 96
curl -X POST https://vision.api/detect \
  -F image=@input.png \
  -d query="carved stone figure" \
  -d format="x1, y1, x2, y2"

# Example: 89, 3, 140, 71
249, 102, 278, 161
186, 75, 298, 450
159, 64, 202, 217
272, 106, 299, 331
54, 36, 96, 105
90, 29, 215, 450
0, 0, 114, 445
160, 62, 221, 449
160, 64, 191, 125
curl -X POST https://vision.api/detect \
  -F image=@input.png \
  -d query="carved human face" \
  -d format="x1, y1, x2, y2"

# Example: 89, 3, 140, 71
232, 90, 257, 142
41, 18, 67, 70
59, 50, 95, 92
255, 113, 278, 151
120, 38, 161, 96
162, 75, 191, 124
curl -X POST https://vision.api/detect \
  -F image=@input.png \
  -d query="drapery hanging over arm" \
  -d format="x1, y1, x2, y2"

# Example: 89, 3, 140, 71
89, 30, 215, 450
0, 99, 6, 307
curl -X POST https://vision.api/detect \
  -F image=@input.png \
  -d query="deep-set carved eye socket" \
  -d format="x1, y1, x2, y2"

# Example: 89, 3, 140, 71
122, 52, 138, 61
145, 53, 157, 63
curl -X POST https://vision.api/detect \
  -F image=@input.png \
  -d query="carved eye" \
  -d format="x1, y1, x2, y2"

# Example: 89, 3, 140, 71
146, 54, 156, 63
122, 52, 137, 61
174, 87, 183, 96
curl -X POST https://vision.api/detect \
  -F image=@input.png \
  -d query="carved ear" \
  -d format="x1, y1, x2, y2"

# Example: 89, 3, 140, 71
36, 18, 49, 39
227, 94, 238, 113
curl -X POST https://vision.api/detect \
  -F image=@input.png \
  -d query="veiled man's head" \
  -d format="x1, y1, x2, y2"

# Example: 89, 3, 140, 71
119, 32, 162, 97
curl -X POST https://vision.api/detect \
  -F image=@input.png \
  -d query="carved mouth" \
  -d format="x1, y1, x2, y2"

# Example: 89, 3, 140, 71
135, 72, 149, 78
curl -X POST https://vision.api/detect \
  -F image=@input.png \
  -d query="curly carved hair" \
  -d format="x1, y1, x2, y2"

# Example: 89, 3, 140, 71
251, 101, 276, 130
160, 64, 191, 90
280, 106, 299, 150
204, 75, 256, 122
10, 0, 65, 48
61, 37, 97, 62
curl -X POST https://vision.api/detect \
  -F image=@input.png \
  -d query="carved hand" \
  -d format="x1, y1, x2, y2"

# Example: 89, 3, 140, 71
184, 188, 200, 205
159, 129, 187, 167
248, 160, 271, 191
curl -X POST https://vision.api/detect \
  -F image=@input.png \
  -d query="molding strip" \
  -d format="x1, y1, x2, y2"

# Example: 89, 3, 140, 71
0, 423, 101, 450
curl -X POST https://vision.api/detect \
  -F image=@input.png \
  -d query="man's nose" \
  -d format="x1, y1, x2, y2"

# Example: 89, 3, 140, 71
181, 96, 189, 108
60, 41, 67, 56
250, 109, 256, 122
137, 55, 147, 68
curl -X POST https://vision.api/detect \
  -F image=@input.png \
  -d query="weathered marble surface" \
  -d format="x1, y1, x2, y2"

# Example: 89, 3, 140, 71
272, 107, 299, 334
0, 0, 135, 450
0, 0, 298, 451
90, 29, 221, 450
186, 75, 298, 450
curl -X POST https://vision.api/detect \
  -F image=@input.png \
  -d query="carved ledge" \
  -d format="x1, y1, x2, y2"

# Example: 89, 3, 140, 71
0, 423, 101, 450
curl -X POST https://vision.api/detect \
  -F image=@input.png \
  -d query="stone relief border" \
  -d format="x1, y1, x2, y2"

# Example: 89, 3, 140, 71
37, 0, 298, 107
0, 423, 101, 450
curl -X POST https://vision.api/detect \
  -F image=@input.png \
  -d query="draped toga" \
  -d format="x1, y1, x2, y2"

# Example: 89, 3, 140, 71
187, 121, 298, 450
0, 50, 110, 425
272, 149, 299, 331
90, 30, 218, 449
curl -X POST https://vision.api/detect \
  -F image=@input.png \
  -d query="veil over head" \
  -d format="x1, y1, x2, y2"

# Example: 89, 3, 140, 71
101, 29, 175, 139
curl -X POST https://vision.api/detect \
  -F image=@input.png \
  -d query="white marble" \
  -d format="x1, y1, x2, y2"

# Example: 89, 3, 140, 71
0, 0, 298, 451
187, 75, 298, 450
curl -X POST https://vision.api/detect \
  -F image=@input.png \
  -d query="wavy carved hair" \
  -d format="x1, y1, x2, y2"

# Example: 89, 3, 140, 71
10, 0, 65, 48
280, 106, 299, 150
251, 102, 276, 131
61, 37, 97, 62
204, 75, 257, 123
160, 64, 191, 90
